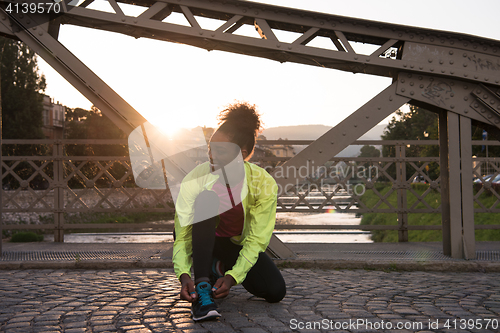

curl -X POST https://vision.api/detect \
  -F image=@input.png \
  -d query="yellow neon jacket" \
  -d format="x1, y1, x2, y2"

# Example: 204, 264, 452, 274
172, 161, 277, 285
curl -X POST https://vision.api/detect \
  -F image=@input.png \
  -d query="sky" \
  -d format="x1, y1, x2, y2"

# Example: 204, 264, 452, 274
37, 0, 500, 135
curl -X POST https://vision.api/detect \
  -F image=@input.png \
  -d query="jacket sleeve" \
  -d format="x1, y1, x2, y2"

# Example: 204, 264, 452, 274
172, 174, 199, 280
173, 215, 193, 280
225, 173, 277, 284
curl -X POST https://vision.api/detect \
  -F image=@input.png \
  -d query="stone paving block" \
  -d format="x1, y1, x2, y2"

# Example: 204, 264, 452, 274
64, 328, 89, 333
93, 324, 118, 332
120, 324, 149, 330
143, 316, 166, 324
148, 322, 174, 331
199, 321, 235, 332
64, 321, 88, 329
240, 328, 268, 333
268, 326, 293, 333
31, 326, 61, 332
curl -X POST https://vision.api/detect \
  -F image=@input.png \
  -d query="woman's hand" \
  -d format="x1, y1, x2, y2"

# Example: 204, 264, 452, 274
179, 273, 197, 302
212, 274, 236, 299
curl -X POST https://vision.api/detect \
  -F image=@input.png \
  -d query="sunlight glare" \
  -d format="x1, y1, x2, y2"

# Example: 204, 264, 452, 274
143, 112, 187, 138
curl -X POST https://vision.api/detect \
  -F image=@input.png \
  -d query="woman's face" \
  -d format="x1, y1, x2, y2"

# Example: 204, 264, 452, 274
208, 131, 247, 170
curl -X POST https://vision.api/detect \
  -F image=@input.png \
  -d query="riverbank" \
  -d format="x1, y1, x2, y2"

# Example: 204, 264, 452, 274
360, 184, 500, 242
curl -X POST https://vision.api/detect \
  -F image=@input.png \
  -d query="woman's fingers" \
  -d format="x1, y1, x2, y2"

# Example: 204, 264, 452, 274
213, 276, 233, 299
180, 277, 197, 302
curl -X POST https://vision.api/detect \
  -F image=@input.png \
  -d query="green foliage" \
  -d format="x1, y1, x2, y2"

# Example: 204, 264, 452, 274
0, 37, 46, 140
381, 105, 500, 182
359, 145, 380, 158
382, 105, 438, 152
10, 231, 44, 242
360, 185, 500, 242
0, 37, 49, 190
382, 105, 440, 180
410, 183, 432, 192
65, 105, 130, 188
65, 105, 126, 141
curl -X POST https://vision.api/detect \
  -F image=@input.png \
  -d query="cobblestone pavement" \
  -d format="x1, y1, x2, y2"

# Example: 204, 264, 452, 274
0, 269, 499, 333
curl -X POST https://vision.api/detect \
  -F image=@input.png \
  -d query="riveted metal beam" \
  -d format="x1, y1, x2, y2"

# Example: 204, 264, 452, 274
32, 0, 498, 86
401, 42, 500, 86
396, 72, 500, 128
0, 9, 146, 135
470, 84, 500, 118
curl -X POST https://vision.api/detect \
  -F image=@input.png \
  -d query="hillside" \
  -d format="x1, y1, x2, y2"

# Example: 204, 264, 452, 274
261, 124, 386, 157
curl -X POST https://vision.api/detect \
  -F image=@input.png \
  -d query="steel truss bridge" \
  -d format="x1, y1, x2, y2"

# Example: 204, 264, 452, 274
1, 0, 500, 259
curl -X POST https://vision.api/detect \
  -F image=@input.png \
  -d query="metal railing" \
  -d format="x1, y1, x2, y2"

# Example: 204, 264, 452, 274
1, 139, 500, 243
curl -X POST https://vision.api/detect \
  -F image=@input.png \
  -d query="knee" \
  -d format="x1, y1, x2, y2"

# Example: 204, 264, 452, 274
265, 279, 286, 303
193, 190, 219, 223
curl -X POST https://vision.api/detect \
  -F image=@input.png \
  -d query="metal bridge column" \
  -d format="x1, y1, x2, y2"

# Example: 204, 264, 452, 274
439, 111, 475, 259
0, 92, 2, 255
53, 141, 65, 242
395, 143, 408, 242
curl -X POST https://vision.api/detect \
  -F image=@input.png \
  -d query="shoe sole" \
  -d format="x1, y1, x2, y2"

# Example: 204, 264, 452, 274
191, 309, 221, 322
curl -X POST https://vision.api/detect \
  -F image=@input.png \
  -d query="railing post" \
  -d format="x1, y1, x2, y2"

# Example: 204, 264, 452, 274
396, 143, 408, 242
53, 140, 64, 242
0, 108, 2, 255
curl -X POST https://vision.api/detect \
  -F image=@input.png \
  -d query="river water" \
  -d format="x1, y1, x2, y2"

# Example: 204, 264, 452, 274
44, 211, 372, 244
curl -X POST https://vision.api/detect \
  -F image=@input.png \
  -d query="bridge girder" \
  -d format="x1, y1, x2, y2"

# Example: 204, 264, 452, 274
57, 0, 500, 84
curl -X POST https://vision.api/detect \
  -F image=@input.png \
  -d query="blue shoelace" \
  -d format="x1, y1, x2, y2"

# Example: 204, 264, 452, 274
197, 283, 213, 306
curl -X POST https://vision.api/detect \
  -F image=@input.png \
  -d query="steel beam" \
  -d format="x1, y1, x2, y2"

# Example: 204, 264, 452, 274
53, 141, 65, 242
460, 115, 475, 259
44, 0, 500, 87
0, 9, 146, 135
272, 82, 410, 193
396, 72, 500, 130
439, 111, 475, 259
395, 143, 408, 242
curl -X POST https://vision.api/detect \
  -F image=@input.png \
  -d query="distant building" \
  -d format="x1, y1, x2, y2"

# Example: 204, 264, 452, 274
202, 126, 215, 143
42, 95, 66, 139
266, 138, 295, 158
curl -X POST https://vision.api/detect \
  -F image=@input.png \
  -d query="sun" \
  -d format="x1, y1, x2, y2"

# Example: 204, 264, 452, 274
143, 112, 185, 138
158, 122, 182, 138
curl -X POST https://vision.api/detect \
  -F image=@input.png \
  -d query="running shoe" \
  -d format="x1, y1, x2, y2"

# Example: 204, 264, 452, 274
191, 281, 220, 322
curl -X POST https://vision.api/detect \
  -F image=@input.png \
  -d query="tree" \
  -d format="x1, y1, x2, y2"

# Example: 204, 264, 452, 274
1, 37, 47, 190
0, 37, 46, 139
359, 145, 380, 158
382, 105, 438, 157
381, 105, 439, 180
381, 105, 500, 180
66, 105, 126, 141
65, 106, 129, 188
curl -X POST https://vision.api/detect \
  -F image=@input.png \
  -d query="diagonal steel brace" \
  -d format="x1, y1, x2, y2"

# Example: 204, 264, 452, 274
272, 82, 410, 194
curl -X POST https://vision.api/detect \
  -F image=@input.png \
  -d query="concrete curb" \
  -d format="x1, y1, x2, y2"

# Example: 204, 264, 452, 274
0, 260, 174, 270
275, 259, 500, 272
1, 258, 500, 272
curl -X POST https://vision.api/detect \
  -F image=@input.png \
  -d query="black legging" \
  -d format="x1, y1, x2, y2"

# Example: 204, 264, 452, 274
191, 191, 286, 303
